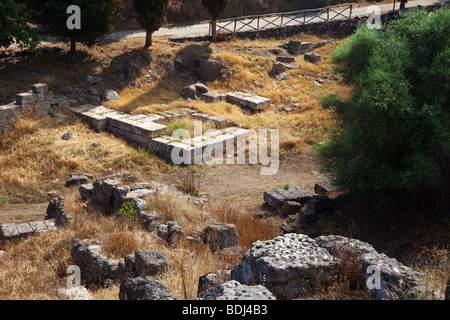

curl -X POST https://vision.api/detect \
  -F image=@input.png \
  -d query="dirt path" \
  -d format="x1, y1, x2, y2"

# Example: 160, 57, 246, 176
0, 203, 47, 224
162, 148, 330, 204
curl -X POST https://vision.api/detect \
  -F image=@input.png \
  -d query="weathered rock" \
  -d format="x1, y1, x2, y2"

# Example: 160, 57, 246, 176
281, 200, 303, 217
181, 85, 197, 100
61, 130, 72, 140
193, 83, 209, 95
299, 208, 318, 223
315, 235, 425, 300
130, 182, 151, 191
85, 75, 103, 85
119, 277, 175, 300
167, 221, 184, 245
203, 223, 239, 252
287, 40, 313, 55
304, 52, 321, 64
65, 173, 88, 187
116, 63, 143, 80
201, 92, 226, 103
102, 90, 120, 102
204, 280, 276, 300
79, 183, 94, 201
276, 56, 295, 63
134, 249, 170, 278
231, 233, 338, 299
264, 186, 314, 210
70, 239, 124, 287
307, 195, 331, 213
58, 286, 93, 300
61, 86, 75, 95
45, 196, 71, 226
197, 272, 222, 299
314, 180, 340, 195
90, 179, 122, 213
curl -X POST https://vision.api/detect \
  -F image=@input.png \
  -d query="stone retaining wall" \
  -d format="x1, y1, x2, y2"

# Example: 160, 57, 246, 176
0, 84, 69, 134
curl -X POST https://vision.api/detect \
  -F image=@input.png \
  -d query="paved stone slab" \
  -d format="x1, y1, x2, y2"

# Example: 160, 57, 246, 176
0, 223, 19, 240
29, 221, 48, 233
314, 180, 340, 194
16, 223, 34, 238
226, 92, 271, 111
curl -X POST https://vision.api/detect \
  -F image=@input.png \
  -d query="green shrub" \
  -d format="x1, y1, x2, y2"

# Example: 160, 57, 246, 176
319, 7, 450, 196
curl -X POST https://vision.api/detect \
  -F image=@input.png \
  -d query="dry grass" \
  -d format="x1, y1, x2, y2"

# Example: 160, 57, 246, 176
0, 111, 170, 203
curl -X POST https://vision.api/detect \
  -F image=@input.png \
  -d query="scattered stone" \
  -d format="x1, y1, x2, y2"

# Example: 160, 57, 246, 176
299, 208, 318, 223
315, 235, 426, 300
203, 223, 239, 252
281, 200, 303, 217
45, 196, 71, 226
134, 249, 170, 278
91, 140, 101, 148
201, 92, 225, 103
116, 63, 143, 80
88, 88, 98, 96
61, 86, 75, 95
119, 277, 175, 300
307, 195, 331, 213
79, 183, 94, 201
58, 286, 93, 300
204, 280, 276, 300
102, 90, 120, 102
61, 130, 72, 140
193, 83, 209, 95
85, 75, 103, 85
181, 85, 198, 100
314, 180, 340, 195
65, 173, 89, 187
231, 233, 338, 299
304, 52, 321, 64
130, 182, 151, 191
226, 92, 271, 111
276, 56, 295, 63
264, 186, 314, 210
197, 272, 223, 299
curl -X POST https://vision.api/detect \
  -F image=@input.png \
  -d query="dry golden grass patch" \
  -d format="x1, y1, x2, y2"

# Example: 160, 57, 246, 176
0, 111, 170, 203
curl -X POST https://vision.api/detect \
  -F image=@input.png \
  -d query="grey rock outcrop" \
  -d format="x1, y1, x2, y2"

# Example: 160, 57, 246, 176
57, 286, 93, 300
45, 196, 71, 227
315, 235, 426, 300
231, 233, 338, 299
119, 277, 175, 300
204, 280, 276, 300
203, 223, 239, 252
134, 249, 170, 278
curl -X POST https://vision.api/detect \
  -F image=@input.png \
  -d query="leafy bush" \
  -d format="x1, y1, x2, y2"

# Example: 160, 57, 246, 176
120, 201, 136, 218
319, 7, 450, 196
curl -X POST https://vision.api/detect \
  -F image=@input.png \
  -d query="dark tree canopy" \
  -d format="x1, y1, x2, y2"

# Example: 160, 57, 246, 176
0, 0, 41, 49
132, 0, 170, 47
26, 0, 117, 53
201, 0, 229, 20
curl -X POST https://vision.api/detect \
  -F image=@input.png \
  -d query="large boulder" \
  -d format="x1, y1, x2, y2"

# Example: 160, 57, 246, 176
119, 277, 175, 300
202, 223, 239, 252
315, 235, 426, 300
231, 233, 338, 299
204, 280, 276, 300
134, 249, 170, 278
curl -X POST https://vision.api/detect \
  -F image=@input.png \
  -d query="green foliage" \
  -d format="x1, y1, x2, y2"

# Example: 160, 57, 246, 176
0, 198, 6, 208
120, 201, 136, 218
26, 0, 116, 52
283, 184, 290, 190
132, 0, 169, 31
319, 7, 450, 196
0, 0, 41, 49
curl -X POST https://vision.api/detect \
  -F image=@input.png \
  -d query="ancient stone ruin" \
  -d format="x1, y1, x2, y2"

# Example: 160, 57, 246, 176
0, 84, 69, 134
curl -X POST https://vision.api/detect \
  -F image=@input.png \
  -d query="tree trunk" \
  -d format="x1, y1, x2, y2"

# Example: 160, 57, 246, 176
400, 0, 407, 10
70, 38, 76, 54
211, 20, 217, 42
145, 30, 152, 48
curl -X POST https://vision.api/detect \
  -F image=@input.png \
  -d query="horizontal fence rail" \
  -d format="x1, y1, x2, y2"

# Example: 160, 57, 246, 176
210, 4, 353, 35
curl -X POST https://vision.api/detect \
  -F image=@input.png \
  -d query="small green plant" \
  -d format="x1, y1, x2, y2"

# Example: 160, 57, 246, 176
0, 198, 6, 208
120, 201, 136, 218
283, 184, 290, 190
16, 192, 24, 198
